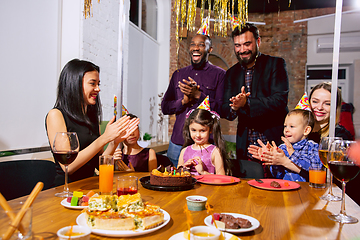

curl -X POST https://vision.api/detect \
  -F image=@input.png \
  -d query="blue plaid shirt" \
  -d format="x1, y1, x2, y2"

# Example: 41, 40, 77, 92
270, 138, 322, 182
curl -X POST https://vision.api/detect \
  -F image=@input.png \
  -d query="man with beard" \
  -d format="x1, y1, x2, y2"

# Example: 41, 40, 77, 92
221, 23, 289, 177
162, 34, 225, 166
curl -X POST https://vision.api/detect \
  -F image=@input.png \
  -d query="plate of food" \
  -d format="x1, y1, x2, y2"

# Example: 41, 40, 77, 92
61, 199, 88, 210
193, 175, 240, 185
169, 230, 240, 240
140, 176, 197, 191
76, 210, 170, 237
61, 190, 96, 209
247, 179, 300, 191
204, 213, 260, 233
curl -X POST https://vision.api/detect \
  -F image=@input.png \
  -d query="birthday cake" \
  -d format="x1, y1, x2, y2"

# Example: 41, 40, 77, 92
150, 166, 192, 187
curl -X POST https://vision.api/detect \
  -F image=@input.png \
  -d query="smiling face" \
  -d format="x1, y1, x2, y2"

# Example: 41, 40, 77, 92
309, 88, 331, 125
189, 122, 211, 146
283, 114, 310, 143
82, 70, 100, 107
189, 35, 212, 66
233, 31, 260, 68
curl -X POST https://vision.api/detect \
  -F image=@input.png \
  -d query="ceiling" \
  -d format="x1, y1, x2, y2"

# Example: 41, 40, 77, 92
197, 0, 358, 14
248, 0, 358, 13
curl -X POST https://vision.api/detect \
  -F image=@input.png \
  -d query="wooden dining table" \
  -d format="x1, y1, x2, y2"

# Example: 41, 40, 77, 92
8, 172, 360, 240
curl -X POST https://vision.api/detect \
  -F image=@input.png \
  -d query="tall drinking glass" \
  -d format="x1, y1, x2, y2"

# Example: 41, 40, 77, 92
52, 132, 79, 197
319, 136, 342, 201
328, 140, 360, 223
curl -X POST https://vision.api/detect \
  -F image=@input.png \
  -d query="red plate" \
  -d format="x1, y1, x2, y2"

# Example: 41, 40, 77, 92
193, 175, 240, 185
247, 179, 300, 191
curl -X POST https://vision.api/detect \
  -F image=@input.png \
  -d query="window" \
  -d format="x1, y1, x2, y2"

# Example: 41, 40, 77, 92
130, 0, 157, 40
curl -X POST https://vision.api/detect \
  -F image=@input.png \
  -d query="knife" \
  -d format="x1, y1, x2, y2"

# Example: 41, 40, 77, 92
255, 179, 263, 183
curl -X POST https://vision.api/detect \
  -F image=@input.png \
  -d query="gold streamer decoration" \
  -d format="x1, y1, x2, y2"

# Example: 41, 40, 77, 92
175, 0, 181, 56
84, 0, 100, 19
187, 0, 198, 32
181, 0, 187, 28
173, 0, 292, 55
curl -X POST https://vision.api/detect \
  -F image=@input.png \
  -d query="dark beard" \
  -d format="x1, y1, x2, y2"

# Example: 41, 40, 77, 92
191, 56, 207, 69
236, 49, 258, 67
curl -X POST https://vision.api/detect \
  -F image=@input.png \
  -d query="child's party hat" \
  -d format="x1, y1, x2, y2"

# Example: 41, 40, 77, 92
230, 15, 239, 30
122, 105, 129, 116
197, 17, 210, 36
186, 96, 220, 119
197, 96, 210, 110
295, 92, 311, 111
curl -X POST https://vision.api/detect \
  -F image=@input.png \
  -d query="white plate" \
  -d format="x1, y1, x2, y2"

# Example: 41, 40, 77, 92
204, 213, 260, 233
61, 199, 88, 210
169, 231, 240, 240
76, 210, 170, 237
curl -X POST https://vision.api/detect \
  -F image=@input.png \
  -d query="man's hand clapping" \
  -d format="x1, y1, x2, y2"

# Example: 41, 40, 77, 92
179, 77, 200, 105
229, 86, 250, 111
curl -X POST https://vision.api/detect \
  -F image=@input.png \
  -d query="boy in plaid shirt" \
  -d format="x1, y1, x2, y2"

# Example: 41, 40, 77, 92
248, 109, 322, 182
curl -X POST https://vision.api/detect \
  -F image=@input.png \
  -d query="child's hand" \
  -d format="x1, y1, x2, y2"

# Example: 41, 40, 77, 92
261, 142, 288, 166
183, 157, 199, 168
193, 157, 205, 175
281, 136, 294, 156
113, 148, 122, 162
248, 139, 270, 160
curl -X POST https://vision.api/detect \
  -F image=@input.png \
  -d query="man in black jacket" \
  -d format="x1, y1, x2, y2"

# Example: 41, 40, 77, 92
221, 23, 289, 176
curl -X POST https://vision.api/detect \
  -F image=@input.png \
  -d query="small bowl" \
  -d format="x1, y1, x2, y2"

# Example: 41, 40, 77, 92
190, 225, 221, 240
186, 195, 207, 211
57, 225, 91, 240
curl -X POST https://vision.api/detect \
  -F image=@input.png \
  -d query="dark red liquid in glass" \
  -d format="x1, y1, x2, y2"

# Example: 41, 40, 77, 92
53, 151, 78, 165
117, 188, 138, 196
329, 160, 360, 182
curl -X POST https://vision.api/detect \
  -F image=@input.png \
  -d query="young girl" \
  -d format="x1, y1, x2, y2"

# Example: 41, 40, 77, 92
114, 114, 157, 172
248, 109, 322, 181
177, 109, 231, 175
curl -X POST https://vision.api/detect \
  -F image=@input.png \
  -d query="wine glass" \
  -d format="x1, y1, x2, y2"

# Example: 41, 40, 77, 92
328, 140, 360, 223
52, 132, 79, 197
318, 136, 342, 201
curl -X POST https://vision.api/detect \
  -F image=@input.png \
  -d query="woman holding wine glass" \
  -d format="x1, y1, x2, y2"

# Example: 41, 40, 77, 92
46, 59, 139, 192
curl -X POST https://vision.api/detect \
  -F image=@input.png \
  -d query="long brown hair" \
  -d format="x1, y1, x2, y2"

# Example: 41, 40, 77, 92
182, 109, 232, 175
309, 82, 342, 138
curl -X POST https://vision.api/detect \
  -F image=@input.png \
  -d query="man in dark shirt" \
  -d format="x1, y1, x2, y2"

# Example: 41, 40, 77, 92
162, 34, 225, 166
221, 23, 289, 176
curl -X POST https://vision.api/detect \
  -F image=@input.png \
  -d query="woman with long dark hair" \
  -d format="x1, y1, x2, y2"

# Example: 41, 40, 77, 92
46, 59, 139, 186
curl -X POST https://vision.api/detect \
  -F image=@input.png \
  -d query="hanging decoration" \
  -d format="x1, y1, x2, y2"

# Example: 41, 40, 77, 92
84, 0, 100, 19
173, 0, 249, 54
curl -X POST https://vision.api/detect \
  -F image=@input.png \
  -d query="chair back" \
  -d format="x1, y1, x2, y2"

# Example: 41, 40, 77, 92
231, 159, 264, 179
0, 160, 56, 200
156, 154, 173, 167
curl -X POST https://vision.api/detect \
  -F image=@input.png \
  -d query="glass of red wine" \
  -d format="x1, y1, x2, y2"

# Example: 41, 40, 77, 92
52, 132, 79, 197
328, 140, 360, 223
319, 136, 342, 201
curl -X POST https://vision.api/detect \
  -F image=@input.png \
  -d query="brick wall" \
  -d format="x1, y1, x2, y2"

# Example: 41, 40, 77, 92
168, 1, 339, 136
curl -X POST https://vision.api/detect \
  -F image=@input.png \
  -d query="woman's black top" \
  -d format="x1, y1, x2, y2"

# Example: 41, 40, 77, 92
48, 108, 100, 186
